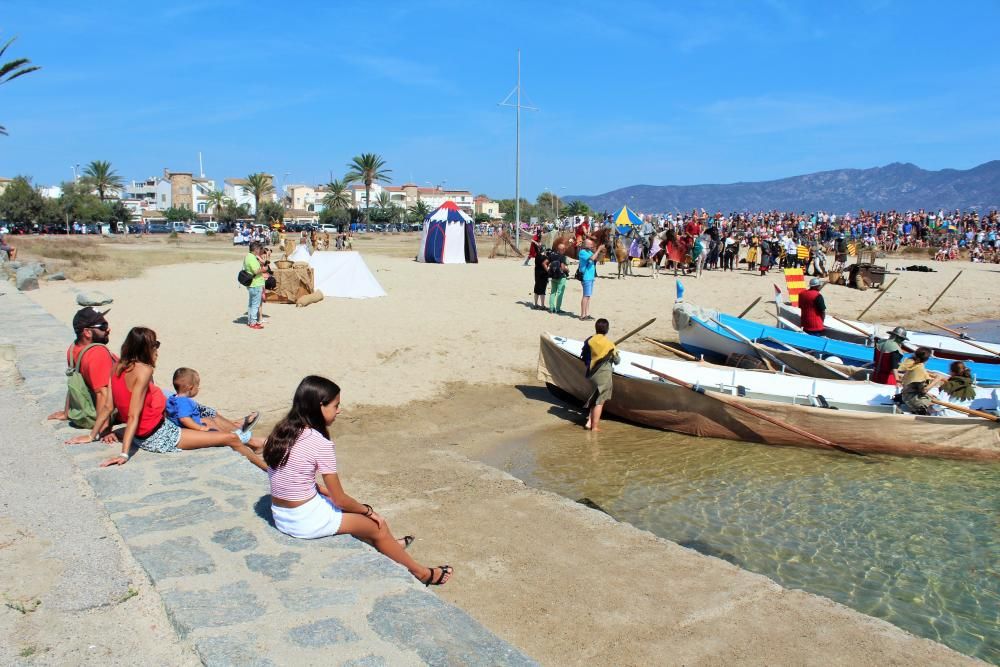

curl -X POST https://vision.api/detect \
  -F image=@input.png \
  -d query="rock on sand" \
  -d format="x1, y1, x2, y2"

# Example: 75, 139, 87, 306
76, 291, 113, 306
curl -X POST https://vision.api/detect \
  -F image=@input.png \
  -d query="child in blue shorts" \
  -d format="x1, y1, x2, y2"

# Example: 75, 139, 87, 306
167, 367, 260, 443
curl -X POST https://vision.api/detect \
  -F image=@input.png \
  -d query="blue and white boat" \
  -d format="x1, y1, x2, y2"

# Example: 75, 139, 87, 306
673, 302, 1000, 387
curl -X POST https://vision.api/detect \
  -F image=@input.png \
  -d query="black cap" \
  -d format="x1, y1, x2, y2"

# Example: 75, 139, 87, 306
72, 307, 110, 332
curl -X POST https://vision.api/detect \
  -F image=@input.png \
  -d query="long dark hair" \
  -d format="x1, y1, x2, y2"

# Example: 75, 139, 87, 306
264, 375, 341, 469
116, 326, 158, 375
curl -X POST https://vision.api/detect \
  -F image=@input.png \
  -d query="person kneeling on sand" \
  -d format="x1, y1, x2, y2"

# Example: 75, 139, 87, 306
166, 367, 260, 443
265, 375, 452, 587
67, 327, 267, 470
582, 318, 620, 432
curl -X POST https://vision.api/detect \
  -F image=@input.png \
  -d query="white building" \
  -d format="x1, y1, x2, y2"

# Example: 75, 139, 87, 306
348, 183, 475, 213
224, 176, 277, 213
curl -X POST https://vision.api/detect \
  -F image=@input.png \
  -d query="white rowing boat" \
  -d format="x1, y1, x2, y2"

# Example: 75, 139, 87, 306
537, 333, 1000, 460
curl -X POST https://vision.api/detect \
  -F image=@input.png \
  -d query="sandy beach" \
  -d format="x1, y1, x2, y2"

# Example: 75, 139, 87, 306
18, 234, 994, 665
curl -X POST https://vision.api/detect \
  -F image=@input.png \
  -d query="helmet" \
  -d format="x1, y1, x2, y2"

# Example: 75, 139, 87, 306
889, 326, 908, 340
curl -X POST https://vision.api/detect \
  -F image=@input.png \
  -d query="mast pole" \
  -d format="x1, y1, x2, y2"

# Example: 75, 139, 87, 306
515, 49, 521, 247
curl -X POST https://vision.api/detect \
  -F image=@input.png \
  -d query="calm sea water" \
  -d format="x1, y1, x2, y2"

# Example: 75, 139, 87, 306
488, 316, 1000, 663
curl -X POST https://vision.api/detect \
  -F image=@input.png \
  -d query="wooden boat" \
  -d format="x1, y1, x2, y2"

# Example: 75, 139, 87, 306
537, 333, 1000, 461
673, 302, 1000, 387
774, 301, 1000, 364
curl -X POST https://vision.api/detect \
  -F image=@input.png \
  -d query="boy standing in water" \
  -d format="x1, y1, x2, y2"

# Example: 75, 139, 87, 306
582, 318, 620, 432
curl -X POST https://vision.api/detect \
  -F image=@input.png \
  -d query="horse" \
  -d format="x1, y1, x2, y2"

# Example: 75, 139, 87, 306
648, 231, 667, 278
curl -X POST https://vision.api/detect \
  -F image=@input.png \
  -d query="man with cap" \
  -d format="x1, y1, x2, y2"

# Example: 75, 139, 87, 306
798, 277, 827, 335
872, 326, 907, 385
48, 307, 118, 435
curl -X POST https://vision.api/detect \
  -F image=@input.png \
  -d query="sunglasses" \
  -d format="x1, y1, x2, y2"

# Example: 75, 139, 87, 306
153, 340, 161, 349
89, 322, 109, 331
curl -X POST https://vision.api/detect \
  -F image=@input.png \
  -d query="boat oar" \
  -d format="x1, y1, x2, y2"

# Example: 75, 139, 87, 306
762, 337, 852, 380
928, 397, 999, 421
614, 318, 656, 346
830, 314, 873, 340
632, 362, 867, 457
710, 317, 786, 372
643, 336, 698, 361
857, 278, 897, 320
737, 297, 762, 319
925, 270, 961, 313
922, 320, 1000, 359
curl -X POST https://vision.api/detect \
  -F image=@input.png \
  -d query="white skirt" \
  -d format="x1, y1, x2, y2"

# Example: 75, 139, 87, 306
271, 493, 343, 539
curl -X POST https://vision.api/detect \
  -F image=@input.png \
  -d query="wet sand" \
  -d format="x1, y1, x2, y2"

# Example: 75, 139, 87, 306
20, 234, 988, 664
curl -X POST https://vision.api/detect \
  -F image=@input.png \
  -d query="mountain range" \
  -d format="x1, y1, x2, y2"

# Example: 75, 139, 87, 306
564, 161, 1000, 214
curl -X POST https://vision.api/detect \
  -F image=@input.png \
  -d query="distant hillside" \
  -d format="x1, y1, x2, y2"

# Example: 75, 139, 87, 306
565, 161, 1000, 214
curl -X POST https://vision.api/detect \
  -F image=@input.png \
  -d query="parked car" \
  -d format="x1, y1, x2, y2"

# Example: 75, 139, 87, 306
320, 224, 338, 233
148, 222, 171, 234
205, 221, 219, 233
186, 224, 208, 234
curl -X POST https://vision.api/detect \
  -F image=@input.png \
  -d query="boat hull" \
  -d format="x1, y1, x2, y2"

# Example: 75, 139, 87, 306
537, 334, 1000, 461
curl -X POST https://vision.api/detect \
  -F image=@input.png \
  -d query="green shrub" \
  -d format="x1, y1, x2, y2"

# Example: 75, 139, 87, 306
168, 231, 178, 239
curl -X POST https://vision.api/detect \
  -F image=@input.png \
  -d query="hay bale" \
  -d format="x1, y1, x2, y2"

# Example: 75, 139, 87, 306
295, 290, 324, 307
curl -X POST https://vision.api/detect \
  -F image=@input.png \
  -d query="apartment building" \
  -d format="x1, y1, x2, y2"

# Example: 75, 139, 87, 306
348, 183, 476, 213
475, 195, 501, 220
126, 169, 216, 212
285, 184, 330, 212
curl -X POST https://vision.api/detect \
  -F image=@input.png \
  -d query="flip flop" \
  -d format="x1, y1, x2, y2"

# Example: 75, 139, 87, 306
241, 411, 260, 433
422, 565, 452, 587
399, 535, 415, 550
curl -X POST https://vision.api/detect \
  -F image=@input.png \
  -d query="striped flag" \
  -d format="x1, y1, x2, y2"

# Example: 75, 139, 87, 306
783, 268, 806, 306
847, 241, 857, 256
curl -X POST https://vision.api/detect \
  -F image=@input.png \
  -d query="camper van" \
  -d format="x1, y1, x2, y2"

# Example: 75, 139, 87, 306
206, 221, 219, 233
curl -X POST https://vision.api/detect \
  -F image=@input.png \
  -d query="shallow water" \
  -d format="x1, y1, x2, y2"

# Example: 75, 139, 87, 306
484, 422, 1000, 662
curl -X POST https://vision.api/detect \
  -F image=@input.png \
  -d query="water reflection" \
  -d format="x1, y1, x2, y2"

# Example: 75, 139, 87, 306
483, 420, 1000, 663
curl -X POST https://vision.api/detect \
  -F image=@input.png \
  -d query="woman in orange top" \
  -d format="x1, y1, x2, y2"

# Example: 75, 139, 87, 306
69, 327, 267, 470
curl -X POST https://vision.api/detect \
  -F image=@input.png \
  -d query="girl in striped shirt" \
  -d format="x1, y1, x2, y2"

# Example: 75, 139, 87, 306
265, 375, 452, 587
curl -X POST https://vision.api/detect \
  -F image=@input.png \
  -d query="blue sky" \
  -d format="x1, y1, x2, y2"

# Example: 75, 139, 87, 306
1, 1, 998, 199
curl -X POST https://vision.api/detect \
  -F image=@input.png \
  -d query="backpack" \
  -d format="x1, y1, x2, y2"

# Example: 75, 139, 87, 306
66, 343, 108, 429
547, 253, 564, 279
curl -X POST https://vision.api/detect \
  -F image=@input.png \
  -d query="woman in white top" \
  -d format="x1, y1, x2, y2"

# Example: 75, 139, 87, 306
264, 375, 452, 587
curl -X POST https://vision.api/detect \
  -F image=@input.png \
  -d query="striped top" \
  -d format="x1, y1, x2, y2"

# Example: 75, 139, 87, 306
268, 428, 338, 501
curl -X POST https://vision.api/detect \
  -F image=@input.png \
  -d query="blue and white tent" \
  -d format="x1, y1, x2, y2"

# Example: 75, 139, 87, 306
417, 201, 478, 264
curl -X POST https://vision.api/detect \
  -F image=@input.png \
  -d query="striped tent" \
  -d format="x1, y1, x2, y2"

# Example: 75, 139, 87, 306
417, 201, 478, 264
613, 206, 643, 235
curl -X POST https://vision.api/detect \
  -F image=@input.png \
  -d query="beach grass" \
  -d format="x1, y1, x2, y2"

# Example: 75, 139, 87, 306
11, 235, 238, 281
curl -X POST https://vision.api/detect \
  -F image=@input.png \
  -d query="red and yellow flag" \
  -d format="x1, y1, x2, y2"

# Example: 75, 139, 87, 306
783, 268, 806, 306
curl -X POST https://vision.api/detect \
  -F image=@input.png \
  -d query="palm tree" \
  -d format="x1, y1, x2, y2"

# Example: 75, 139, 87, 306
0, 36, 40, 136
412, 199, 431, 221
375, 191, 392, 212
344, 153, 391, 224
242, 172, 275, 223
321, 178, 352, 211
204, 190, 230, 220
564, 200, 590, 217
82, 160, 124, 201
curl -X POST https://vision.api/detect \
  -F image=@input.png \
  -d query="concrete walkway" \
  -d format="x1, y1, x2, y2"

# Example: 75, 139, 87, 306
0, 289, 535, 667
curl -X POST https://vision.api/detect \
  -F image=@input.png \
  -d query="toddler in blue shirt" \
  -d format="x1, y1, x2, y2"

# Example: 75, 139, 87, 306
166, 367, 259, 440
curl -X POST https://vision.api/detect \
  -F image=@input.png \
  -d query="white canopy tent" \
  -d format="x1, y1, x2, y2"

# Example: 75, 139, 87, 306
287, 247, 386, 299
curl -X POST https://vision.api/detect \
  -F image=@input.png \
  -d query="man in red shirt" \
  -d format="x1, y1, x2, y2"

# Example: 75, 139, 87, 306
48, 307, 118, 435
798, 277, 827, 335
